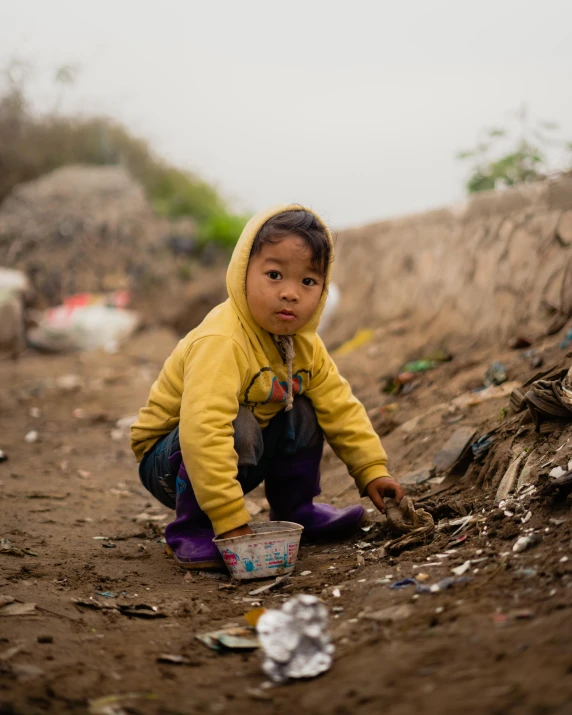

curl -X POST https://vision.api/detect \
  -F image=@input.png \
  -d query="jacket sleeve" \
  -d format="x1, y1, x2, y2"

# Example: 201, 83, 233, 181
304, 335, 390, 494
179, 335, 252, 535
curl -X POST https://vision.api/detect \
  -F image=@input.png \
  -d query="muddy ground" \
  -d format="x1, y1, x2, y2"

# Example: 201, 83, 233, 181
1, 326, 572, 715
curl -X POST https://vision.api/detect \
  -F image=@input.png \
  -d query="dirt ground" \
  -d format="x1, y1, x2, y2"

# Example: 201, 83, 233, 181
1, 326, 572, 715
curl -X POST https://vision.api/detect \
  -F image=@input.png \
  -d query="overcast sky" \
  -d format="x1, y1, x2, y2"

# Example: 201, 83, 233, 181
1, 0, 572, 228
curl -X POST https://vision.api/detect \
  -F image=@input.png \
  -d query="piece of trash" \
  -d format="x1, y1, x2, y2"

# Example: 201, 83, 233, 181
390, 576, 470, 594
73, 599, 166, 619
550, 466, 567, 478
452, 381, 520, 409
433, 427, 477, 473
362, 604, 413, 624
360, 525, 372, 532
559, 328, 572, 350
451, 561, 472, 576
384, 496, 435, 555
28, 300, 140, 353
484, 362, 508, 387
24, 430, 39, 444
196, 626, 259, 651
244, 607, 267, 627
157, 654, 194, 665
134, 512, 168, 523
0, 601, 38, 616
513, 534, 543, 553
257, 594, 334, 683
0, 645, 24, 662
471, 433, 496, 461
248, 575, 290, 597
524, 365, 572, 429
1, 537, 38, 557
332, 588, 341, 598
88, 692, 158, 715
333, 328, 374, 357
300, 570, 312, 576
102, 542, 116, 549
0, 450, 7, 462
495, 451, 527, 503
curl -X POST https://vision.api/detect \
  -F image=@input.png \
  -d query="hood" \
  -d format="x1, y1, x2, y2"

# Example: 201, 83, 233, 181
226, 203, 334, 358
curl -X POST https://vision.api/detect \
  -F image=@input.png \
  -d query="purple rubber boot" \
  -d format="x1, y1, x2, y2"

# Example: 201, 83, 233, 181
164, 454, 224, 570
265, 443, 366, 538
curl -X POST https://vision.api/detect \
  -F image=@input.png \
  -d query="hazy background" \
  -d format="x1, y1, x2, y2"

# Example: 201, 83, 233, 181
2, 0, 571, 228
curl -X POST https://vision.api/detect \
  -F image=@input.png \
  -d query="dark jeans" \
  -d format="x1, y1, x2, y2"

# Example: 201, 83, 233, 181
138, 396, 323, 509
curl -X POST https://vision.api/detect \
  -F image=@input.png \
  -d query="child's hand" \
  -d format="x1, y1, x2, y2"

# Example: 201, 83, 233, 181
366, 477, 404, 514
219, 524, 254, 539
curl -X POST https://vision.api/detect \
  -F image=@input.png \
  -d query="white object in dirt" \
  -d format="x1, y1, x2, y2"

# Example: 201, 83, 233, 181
214, 521, 303, 580
318, 282, 340, 334
451, 560, 472, 576
257, 594, 334, 683
495, 451, 526, 503
549, 466, 567, 479
28, 304, 140, 353
513, 534, 542, 553
24, 430, 39, 444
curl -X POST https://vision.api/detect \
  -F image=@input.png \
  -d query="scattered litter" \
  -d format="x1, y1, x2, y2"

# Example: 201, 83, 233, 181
333, 328, 374, 357
362, 604, 413, 624
196, 626, 259, 651
451, 561, 472, 576
24, 430, 39, 444
513, 534, 543, 553
95, 591, 126, 599
1, 537, 38, 557
157, 654, 194, 665
560, 328, 572, 350
484, 362, 508, 387
0, 645, 24, 662
332, 588, 341, 598
550, 466, 568, 478
134, 511, 168, 523
390, 576, 470, 594
495, 451, 527, 503
88, 692, 158, 715
248, 575, 290, 597
524, 365, 572, 429
472, 433, 496, 461
257, 594, 334, 683
300, 570, 312, 576
55, 374, 83, 391
384, 496, 435, 555
452, 381, 520, 408
28, 300, 140, 353
0, 449, 7, 462
73, 598, 166, 619
244, 607, 267, 627
433, 427, 477, 473
0, 600, 37, 616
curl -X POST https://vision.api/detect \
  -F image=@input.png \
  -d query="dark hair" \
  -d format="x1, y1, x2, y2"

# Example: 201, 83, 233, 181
250, 209, 331, 276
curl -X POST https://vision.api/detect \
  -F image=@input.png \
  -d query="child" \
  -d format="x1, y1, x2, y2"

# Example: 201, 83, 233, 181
131, 205, 403, 569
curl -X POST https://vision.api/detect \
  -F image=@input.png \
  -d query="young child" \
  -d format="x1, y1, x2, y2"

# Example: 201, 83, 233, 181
130, 205, 404, 569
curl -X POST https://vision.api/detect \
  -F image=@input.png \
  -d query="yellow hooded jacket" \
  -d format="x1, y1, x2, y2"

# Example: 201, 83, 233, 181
130, 204, 390, 535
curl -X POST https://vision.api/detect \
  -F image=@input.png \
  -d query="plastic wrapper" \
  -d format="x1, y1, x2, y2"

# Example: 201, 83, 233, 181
256, 594, 334, 683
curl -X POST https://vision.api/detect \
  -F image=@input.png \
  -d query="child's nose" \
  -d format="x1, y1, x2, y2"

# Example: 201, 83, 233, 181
280, 283, 299, 302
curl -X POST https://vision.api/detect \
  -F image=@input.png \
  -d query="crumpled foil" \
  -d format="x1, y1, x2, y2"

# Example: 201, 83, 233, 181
256, 594, 334, 683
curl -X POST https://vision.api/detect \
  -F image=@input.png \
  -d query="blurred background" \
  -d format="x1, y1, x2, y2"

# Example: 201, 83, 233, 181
1, 0, 572, 349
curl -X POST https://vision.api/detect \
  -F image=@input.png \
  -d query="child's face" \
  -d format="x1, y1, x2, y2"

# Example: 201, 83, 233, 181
245, 234, 325, 336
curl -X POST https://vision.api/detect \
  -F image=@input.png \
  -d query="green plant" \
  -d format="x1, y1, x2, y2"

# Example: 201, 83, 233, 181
457, 106, 572, 194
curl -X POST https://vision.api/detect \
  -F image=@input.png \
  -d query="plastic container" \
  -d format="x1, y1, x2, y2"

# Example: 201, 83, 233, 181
214, 521, 303, 580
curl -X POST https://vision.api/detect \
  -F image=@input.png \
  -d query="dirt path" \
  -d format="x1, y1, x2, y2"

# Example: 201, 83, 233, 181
1, 329, 572, 715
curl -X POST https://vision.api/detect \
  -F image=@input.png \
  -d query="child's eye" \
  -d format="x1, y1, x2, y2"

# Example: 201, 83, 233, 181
267, 271, 282, 280
302, 277, 318, 286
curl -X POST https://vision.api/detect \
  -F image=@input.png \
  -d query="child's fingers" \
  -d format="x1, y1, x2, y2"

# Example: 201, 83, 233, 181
369, 488, 386, 513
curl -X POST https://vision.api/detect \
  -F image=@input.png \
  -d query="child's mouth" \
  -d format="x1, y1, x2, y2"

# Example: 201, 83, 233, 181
276, 310, 296, 321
